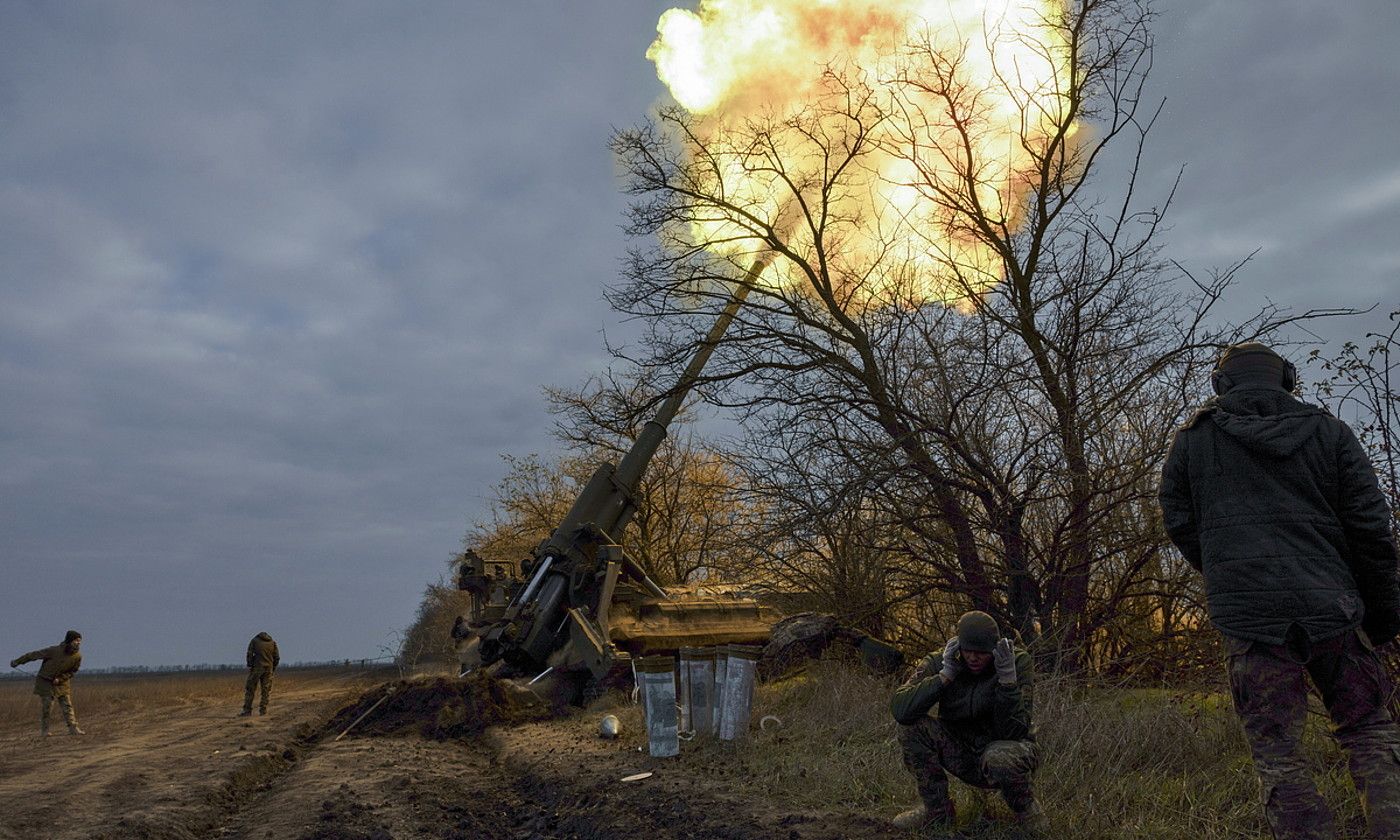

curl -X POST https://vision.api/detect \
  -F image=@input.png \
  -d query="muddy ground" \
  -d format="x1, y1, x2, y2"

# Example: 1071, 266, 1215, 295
0, 672, 903, 840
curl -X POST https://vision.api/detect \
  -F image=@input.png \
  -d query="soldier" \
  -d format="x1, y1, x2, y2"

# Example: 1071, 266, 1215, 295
890, 611, 1044, 835
240, 631, 280, 717
458, 548, 491, 624
1160, 341, 1400, 839
9, 630, 85, 736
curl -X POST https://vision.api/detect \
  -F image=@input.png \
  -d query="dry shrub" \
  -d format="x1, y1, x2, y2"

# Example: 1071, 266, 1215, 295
397, 585, 474, 671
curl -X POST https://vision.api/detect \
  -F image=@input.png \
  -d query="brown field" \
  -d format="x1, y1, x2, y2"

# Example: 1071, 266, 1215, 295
0, 661, 1368, 839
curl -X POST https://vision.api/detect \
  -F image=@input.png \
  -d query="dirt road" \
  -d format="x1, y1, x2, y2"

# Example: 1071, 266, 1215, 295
0, 673, 900, 840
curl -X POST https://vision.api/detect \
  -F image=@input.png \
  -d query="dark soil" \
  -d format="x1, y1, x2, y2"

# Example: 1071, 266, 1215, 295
322, 674, 553, 740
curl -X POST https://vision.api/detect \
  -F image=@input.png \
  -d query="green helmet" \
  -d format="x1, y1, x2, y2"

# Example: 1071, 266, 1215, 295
956, 611, 999, 653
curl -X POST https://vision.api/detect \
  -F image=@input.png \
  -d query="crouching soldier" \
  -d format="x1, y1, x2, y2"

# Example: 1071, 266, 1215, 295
891, 611, 1044, 835
241, 631, 279, 716
9, 630, 85, 736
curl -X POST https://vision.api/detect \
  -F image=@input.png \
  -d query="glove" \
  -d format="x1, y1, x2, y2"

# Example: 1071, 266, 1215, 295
9, 659, 18, 668
993, 638, 1017, 685
938, 637, 962, 682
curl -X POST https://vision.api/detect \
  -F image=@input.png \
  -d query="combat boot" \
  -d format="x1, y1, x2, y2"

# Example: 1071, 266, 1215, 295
892, 799, 956, 832
238, 709, 252, 717
1013, 799, 1048, 837
68, 724, 85, 736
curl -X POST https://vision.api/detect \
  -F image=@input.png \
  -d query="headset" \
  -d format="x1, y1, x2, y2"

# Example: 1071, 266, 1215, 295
1211, 347, 1297, 395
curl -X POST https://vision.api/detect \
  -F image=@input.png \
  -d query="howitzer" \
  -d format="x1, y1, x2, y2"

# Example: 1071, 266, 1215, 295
474, 256, 777, 682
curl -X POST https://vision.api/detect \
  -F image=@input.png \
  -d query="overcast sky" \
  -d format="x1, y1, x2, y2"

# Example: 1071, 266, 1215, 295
2, 2, 1397, 668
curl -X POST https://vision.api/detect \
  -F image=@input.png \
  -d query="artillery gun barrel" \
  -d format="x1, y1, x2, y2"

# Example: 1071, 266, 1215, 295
478, 250, 777, 673
605, 252, 772, 526
540, 252, 774, 554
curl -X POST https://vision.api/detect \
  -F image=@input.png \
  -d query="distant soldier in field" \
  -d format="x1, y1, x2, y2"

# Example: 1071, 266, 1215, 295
1160, 341, 1400, 839
9, 630, 85, 736
240, 631, 280, 717
890, 610, 1044, 835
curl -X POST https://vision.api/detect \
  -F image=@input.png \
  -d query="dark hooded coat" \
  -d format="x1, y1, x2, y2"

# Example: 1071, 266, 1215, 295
1160, 385, 1400, 644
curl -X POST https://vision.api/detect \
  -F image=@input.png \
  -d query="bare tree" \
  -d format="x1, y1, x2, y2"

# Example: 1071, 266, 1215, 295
1309, 309, 1400, 518
607, 0, 1334, 668
398, 582, 473, 673
465, 375, 760, 587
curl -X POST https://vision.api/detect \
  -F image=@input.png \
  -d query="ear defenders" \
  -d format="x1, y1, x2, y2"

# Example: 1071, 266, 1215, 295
1210, 346, 1297, 395
1209, 366, 1230, 396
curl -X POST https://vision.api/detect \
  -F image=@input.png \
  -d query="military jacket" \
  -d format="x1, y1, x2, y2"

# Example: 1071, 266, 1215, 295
14, 645, 82, 694
247, 633, 280, 669
890, 646, 1034, 751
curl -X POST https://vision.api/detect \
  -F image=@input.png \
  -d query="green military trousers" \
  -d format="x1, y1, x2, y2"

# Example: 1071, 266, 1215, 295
897, 717, 1039, 814
36, 681, 78, 734
1226, 628, 1400, 840
243, 667, 274, 714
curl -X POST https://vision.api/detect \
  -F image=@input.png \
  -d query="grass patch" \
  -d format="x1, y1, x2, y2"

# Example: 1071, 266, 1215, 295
611, 660, 1372, 838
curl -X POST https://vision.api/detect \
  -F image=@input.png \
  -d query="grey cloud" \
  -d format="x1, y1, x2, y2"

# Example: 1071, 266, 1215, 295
1142, 1, 1400, 319
1, 1, 669, 666
2, 0, 1394, 666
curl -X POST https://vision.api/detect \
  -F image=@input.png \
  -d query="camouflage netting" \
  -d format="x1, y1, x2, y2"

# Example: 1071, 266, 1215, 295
759, 612, 904, 680
324, 674, 553, 741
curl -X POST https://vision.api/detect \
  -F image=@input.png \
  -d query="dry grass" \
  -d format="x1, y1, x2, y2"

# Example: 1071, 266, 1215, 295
611, 660, 1370, 839
0, 667, 389, 731
6, 661, 1367, 837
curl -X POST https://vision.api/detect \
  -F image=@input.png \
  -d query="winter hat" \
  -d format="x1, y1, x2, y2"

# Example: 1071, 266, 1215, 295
1212, 342, 1295, 394
956, 611, 1000, 653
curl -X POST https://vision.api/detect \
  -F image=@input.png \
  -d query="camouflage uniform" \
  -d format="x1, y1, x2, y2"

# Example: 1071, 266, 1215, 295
898, 716, 1040, 815
1227, 630, 1400, 839
891, 630, 1039, 828
10, 633, 83, 735
242, 632, 279, 715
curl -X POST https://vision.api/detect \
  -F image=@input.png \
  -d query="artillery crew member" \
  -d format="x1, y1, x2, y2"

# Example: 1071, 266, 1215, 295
241, 631, 280, 716
890, 611, 1044, 834
9, 630, 85, 736
458, 548, 492, 623
1160, 341, 1400, 839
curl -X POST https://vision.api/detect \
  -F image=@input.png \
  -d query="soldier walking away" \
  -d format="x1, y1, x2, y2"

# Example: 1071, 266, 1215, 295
241, 631, 280, 717
9, 630, 85, 736
890, 611, 1045, 835
1160, 341, 1400, 840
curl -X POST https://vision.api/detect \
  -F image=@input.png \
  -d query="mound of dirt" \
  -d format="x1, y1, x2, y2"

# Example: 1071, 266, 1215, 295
323, 674, 552, 741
